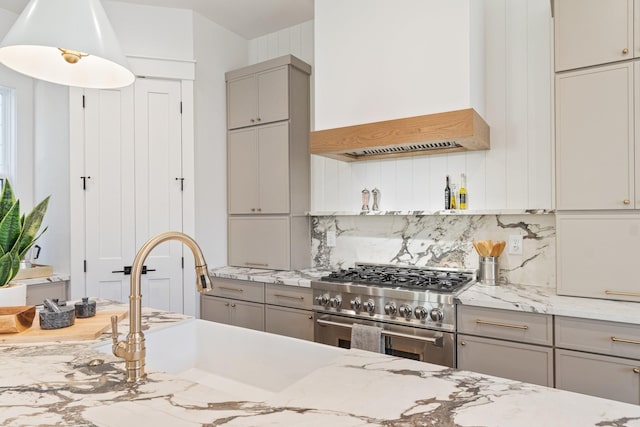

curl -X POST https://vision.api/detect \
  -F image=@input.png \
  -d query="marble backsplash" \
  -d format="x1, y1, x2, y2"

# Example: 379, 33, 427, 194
311, 213, 556, 287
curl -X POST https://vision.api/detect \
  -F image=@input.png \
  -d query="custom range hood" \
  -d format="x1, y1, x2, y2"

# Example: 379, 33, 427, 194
310, 108, 489, 162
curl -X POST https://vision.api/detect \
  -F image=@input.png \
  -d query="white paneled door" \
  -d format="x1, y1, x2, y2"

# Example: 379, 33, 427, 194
83, 87, 136, 303
74, 78, 185, 313
134, 79, 184, 313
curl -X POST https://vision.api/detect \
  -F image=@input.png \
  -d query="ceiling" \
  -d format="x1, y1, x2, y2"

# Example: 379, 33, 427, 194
5, 0, 314, 40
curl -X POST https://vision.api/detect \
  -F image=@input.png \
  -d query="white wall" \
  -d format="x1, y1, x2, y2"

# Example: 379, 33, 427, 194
193, 12, 248, 268
311, 0, 553, 212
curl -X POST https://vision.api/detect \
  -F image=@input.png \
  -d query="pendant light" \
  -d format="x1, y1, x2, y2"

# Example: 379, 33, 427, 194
0, 0, 135, 89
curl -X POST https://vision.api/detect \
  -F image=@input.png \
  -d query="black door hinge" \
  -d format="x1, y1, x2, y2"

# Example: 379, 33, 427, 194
83, 260, 87, 273
181, 257, 184, 269
179, 102, 182, 114
82, 95, 86, 109
81, 176, 91, 190
175, 177, 184, 191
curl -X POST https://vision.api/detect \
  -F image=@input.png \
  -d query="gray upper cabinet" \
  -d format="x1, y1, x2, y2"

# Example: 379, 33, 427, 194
225, 55, 312, 271
228, 122, 290, 214
227, 66, 289, 129
554, 0, 634, 72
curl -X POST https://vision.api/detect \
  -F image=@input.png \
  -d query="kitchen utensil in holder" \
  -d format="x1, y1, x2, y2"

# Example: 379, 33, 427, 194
479, 256, 498, 286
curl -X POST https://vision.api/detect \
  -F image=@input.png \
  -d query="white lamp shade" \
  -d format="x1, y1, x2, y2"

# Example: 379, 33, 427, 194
0, 0, 135, 89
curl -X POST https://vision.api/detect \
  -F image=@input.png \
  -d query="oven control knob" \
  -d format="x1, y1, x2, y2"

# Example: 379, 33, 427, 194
399, 304, 413, 319
430, 307, 444, 322
414, 306, 429, 320
350, 298, 362, 310
330, 296, 342, 308
384, 302, 397, 316
315, 294, 330, 307
363, 299, 376, 314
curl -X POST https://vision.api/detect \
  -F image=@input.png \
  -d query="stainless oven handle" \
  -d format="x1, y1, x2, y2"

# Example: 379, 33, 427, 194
316, 318, 440, 344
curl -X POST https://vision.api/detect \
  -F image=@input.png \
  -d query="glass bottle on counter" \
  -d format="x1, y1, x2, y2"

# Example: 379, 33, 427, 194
444, 175, 451, 209
450, 184, 457, 209
459, 173, 467, 210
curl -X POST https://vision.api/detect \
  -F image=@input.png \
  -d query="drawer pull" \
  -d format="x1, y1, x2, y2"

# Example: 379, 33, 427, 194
245, 262, 269, 267
475, 319, 529, 330
611, 336, 640, 345
219, 286, 244, 293
605, 290, 640, 298
460, 341, 467, 346
273, 294, 305, 301
634, 368, 640, 374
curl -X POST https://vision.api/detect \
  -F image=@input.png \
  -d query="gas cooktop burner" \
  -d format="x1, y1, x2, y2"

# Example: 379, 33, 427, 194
320, 263, 475, 293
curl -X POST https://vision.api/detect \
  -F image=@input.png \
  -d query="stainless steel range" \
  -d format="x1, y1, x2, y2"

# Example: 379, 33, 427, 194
312, 263, 476, 368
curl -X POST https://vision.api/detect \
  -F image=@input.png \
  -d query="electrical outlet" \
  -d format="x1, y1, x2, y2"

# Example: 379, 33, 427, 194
326, 230, 336, 247
508, 235, 523, 255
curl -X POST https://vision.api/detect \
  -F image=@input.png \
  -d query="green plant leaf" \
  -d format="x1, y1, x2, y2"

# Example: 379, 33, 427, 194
8, 250, 20, 282
0, 201, 21, 255
0, 251, 13, 287
17, 196, 49, 256
0, 180, 15, 222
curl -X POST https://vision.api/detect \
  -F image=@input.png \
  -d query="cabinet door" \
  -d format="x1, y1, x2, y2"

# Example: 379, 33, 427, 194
230, 299, 265, 331
201, 295, 232, 324
554, 0, 633, 71
265, 305, 314, 341
636, 0, 640, 58
228, 216, 291, 270
227, 75, 257, 130
457, 334, 554, 387
557, 213, 640, 301
556, 349, 640, 404
258, 122, 290, 214
228, 128, 259, 214
257, 66, 289, 125
556, 62, 634, 210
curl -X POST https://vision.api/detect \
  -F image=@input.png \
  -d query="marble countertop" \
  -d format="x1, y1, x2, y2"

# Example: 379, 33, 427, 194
210, 266, 640, 324
3, 299, 640, 426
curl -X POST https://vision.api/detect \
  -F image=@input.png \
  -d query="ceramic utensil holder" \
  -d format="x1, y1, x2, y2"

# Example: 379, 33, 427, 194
479, 256, 498, 285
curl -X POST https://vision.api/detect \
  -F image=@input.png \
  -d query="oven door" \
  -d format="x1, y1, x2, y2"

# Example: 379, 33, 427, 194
314, 312, 454, 368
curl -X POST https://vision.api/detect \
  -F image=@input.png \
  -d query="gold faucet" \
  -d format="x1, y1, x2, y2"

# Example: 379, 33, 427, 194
110, 231, 212, 383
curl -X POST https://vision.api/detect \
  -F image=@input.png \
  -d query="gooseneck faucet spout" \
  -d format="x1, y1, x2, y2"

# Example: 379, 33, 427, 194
110, 231, 212, 383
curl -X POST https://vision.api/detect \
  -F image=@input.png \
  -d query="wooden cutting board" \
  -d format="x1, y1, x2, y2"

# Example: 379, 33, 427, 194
0, 310, 127, 344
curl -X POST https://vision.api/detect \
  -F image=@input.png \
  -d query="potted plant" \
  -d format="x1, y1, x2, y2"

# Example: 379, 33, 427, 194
0, 180, 49, 306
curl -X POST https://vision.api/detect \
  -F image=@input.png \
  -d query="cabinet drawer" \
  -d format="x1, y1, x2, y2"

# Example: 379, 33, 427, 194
25, 282, 68, 306
457, 334, 554, 387
265, 284, 312, 309
556, 348, 640, 405
457, 305, 552, 345
556, 316, 640, 359
210, 277, 265, 303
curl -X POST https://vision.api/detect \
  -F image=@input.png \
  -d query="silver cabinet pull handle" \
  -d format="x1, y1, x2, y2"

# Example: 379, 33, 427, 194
316, 318, 439, 344
273, 294, 304, 300
611, 336, 640, 345
605, 290, 640, 298
475, 319, 528, 330
633, 368, 639, 374
219, 286, 243, 293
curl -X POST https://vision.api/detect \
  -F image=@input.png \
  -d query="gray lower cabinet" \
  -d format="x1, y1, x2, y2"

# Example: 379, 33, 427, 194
25, 281, 68, 306
457, 334, 554, 387
265, 305, 313, 341
200, 277, 265, 331
265, 284, 313, 341
555, 316, 640, 404
201, 295, 265, 332
556, 349, 640, 404
457, 305, 554, 387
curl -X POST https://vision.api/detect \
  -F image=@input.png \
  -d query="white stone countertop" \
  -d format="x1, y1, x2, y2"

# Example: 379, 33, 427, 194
210, 266, 640, 324
2, 299, 640, 426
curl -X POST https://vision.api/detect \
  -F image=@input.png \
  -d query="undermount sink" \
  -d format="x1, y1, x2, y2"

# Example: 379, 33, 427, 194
94, 319, 345, 400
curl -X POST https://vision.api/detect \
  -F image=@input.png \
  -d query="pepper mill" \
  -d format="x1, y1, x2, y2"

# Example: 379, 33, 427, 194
361, 189, 370, 211
372, 188, 380, 211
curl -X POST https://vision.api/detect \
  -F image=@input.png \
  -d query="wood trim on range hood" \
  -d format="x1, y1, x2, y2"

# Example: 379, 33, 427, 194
310, 108, 490, 162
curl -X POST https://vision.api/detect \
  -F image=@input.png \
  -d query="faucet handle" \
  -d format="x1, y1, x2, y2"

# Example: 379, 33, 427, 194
110, 315, 120, 345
